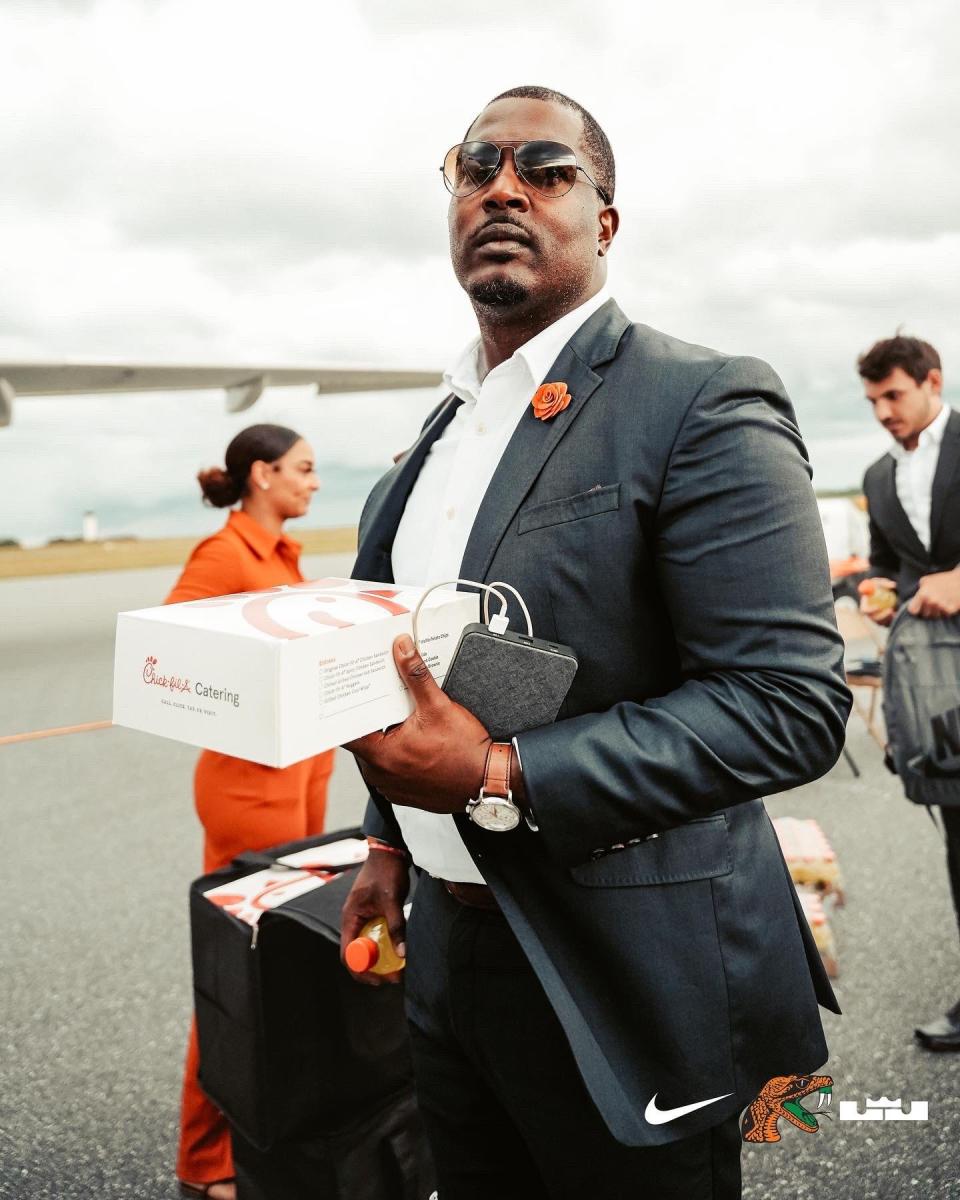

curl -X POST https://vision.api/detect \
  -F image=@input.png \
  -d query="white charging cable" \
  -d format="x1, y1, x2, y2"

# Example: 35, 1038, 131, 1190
410, 578, 533, 647
482, 581, 533, 637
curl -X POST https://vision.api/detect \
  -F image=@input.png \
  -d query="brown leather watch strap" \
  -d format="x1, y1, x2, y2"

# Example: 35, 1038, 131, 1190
483, 742, 513, 798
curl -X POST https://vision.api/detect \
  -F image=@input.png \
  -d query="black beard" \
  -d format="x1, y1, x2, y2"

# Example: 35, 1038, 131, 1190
468, 277, 529, 308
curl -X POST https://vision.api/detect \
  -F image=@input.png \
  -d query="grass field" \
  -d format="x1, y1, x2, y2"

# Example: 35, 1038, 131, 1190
0, 493, 866, 581
0, 526, 358, 580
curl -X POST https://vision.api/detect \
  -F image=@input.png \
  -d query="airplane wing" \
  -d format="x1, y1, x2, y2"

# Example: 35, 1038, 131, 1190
0, 363, 443, 426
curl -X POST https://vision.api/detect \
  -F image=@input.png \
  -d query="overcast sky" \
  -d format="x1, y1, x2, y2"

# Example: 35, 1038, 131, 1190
2, 0, 958, 541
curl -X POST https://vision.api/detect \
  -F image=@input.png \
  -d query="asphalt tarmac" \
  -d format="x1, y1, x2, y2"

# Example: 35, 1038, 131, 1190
1, 561, 959, 1199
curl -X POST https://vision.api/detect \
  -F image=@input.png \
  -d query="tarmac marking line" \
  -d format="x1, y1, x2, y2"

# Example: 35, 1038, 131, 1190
0, 719, 114, 746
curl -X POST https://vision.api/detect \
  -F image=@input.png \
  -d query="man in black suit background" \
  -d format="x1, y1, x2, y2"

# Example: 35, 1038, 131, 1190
858, 334, 960, 1051
341, 86, 850, 1198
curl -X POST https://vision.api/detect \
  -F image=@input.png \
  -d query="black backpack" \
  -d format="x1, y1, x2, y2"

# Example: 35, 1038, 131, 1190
189, 828, 436, 1199
882, 610, 960, 807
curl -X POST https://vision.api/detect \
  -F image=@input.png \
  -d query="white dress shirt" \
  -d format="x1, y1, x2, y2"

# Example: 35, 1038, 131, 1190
389, 287, 611, 882
889, 404, 951, 552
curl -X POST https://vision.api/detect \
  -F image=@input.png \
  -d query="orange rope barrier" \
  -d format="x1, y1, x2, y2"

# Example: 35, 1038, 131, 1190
0, 719, 113, 747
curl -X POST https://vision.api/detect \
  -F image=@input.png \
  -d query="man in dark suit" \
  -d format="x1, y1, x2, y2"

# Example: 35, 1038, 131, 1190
857, 334, 960, 1051
341, 85, 850, 1199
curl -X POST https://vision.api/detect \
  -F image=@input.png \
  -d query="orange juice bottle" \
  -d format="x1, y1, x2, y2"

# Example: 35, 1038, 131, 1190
344, 917, 405, 975
859, 578, 897, 610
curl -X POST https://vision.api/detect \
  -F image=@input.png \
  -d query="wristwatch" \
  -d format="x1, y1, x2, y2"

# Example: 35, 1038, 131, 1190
466, 742, 521, 831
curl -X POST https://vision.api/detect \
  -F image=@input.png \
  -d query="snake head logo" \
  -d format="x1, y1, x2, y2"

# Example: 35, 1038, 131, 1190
741, 1073, 834, 1143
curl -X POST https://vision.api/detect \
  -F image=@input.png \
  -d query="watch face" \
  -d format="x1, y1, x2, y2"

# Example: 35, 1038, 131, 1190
473, 799, 521, 832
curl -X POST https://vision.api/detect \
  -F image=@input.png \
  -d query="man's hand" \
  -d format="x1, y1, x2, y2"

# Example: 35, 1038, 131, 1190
340, 850, 409, 987
858, 576, 898, 626
345, 635, 492, 812
908, 567, 960, 619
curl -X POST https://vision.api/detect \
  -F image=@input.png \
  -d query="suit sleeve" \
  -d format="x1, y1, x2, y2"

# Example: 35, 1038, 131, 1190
165, 536, 245, 603
516, 357, 852, 868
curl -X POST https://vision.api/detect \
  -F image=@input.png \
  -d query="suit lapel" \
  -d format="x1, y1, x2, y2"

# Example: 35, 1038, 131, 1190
352, 395, 461, 582
875, 453, 927, 561
929, 410, 960, 552
459, 299, 631, 583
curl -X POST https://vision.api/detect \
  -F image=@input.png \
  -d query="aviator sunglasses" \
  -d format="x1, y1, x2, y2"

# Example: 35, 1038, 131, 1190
441, 140, 611, 205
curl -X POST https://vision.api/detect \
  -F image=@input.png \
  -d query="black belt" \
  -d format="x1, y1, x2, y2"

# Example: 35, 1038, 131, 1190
442, 879, 501, 911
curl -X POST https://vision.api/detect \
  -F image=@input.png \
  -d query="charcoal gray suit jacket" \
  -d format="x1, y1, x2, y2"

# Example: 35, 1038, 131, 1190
863, 408, 960, 598
353, 299, 850, 1147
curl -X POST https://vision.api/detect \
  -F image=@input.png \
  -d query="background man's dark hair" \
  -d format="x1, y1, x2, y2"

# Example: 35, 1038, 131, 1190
857, 334, 941, 385
468, 84, 615, 204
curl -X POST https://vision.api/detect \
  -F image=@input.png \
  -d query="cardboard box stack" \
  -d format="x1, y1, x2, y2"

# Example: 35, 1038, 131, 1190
773, 816, 843, 978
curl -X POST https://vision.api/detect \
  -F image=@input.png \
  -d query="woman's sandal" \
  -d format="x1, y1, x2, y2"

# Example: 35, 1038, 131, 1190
177, 1180, 237, 1199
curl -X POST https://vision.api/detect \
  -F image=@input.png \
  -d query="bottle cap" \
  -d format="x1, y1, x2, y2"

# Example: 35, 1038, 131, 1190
345, 936, 379, 973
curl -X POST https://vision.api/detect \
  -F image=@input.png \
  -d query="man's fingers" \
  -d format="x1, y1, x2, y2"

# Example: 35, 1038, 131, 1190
394, 635, 443, 711
340, 899, 371, 956
858, 576, 897, 596
907, 594, 923, 616
384, 902, 407, 961
861, 601, 892, 625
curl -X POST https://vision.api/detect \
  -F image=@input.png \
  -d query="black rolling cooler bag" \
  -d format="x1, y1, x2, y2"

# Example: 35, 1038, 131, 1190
189, 827, 435, 1200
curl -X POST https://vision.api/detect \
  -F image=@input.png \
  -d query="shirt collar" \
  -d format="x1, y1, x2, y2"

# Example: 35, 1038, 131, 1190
227, 509, 301, 561
443, 287, 611, 407
888, 403, 951, 461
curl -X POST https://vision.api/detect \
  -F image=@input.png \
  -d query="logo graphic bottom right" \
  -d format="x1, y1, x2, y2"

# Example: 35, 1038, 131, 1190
741, 1074, 929, 1144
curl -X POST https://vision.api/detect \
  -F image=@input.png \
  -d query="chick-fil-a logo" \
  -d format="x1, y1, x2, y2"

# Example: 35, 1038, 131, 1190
142, 654, 192, 694
189, 578, 411, 641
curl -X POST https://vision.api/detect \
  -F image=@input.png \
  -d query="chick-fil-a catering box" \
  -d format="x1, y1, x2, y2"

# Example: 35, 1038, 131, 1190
112, 578, 478, 766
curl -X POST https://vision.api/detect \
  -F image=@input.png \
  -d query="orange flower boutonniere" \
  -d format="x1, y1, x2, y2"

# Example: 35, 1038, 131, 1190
531, 381, 571, 421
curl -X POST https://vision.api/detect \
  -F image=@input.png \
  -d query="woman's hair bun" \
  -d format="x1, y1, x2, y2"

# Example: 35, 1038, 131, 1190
197, 465, 242, 508
195, 424, 301, 509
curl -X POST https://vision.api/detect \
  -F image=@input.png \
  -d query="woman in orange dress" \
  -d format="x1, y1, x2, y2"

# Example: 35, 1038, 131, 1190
169, 423, 335, 1200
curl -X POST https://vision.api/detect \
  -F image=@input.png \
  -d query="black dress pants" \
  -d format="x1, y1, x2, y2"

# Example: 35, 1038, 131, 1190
404, 874, 742, 1200
941, 806, 960, 948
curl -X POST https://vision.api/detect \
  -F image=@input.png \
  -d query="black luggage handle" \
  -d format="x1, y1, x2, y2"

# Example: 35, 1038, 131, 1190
232, 849, 360, 874
230, 827, 367, 875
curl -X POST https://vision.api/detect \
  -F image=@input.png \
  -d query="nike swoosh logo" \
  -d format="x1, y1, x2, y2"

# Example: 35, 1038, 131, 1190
644, 1091, 734, 1125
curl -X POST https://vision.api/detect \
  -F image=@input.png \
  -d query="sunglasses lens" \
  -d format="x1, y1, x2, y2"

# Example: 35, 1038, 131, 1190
443, 142, 500, 196
441, 140, 582, 198
515, 141, 579, 195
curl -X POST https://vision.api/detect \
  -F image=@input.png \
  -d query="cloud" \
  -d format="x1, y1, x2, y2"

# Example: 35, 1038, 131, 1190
0, 0, 957, 539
